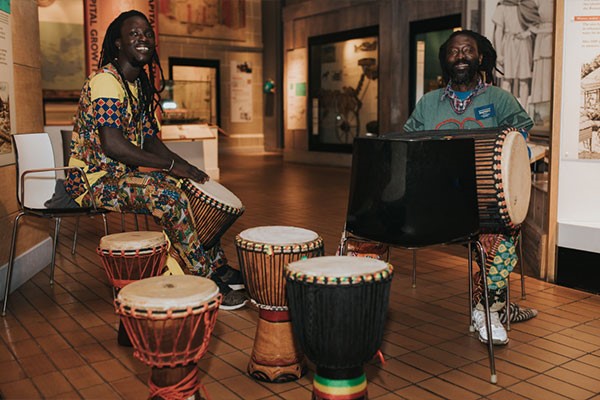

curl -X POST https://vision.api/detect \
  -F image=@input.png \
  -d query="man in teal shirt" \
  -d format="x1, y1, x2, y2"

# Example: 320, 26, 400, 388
405, 30, 537, 345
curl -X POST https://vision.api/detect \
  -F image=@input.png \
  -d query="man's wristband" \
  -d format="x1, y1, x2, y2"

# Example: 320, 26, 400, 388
163, 159, 175, 173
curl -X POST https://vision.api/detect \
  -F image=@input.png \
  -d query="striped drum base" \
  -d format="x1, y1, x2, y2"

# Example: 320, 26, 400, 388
312, 373, 368, 400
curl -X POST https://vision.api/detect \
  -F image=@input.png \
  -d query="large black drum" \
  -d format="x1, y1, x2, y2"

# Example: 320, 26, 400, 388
385, 127, 531, 235
285, 256, 393, 400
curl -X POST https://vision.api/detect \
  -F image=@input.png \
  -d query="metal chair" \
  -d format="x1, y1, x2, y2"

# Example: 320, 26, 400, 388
342, 134, 498, 383
2, 132, 109, 316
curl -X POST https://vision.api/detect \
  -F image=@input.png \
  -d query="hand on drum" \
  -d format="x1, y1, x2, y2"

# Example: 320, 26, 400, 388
171, 160, 209, 183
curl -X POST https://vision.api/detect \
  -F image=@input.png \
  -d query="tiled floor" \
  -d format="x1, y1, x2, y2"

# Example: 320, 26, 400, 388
2, 153, 600, 399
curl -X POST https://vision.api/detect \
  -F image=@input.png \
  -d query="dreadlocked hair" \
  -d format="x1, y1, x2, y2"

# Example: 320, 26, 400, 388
438, 29, 504, 86
98, 10, 165, 119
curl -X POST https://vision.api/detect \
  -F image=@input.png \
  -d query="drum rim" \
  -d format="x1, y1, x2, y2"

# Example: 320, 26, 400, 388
98, 242, 169, 256
285, 256, 394, 284
500, 129, 531, 226
115, 275, 220, 312
237, 225, 320, 245
98, 231, 167, 251
115, 293, 222, 319
235, 235, 324, 253
184, 178, 244, 210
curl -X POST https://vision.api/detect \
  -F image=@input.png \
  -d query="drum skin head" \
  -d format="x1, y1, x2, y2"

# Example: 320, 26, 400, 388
239, 226, 319, 245
99, 231, 166, 251
502, 131, 532, 225
190, 179, 243, 209
117, 275, 219, 311
286, 255, 390, 277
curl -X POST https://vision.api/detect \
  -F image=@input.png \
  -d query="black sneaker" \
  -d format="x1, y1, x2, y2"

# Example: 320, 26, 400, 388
212, 265, 245, 291
220, 289, 249, 311
211, 275, 248, 310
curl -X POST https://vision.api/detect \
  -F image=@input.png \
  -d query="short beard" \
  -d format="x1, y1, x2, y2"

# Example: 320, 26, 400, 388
449, 60, 479, 85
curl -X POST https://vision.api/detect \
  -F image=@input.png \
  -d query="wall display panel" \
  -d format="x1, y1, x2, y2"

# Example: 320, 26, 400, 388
0, 2, 15, 166
555, 0, 600, 255
287, 48, 307, 131
482, 0, 555, 139
158, 0, 246, 41
230, 60, 253, 123
38, 0, 85, 92
561, 0, 600, 160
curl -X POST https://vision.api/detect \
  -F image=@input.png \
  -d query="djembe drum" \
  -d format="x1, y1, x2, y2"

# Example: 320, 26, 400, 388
97, 231, 169, 289
115, 275, 221, 399
235, 226, 324, 382
285, 256, 393, 400
418, 127, 531, 234
182, 179, 245, 250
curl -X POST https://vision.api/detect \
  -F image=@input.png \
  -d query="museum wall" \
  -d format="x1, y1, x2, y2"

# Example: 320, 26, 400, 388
158, 0, 266, 153
281, 0, 464, 166
1, 1, 51, 281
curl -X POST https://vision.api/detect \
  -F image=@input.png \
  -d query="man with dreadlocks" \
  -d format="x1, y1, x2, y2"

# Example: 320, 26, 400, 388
404, 30, 537, 345
64, 10, 247, 310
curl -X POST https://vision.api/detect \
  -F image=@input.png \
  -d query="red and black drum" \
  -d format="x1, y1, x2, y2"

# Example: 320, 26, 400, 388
181, 178, 245, 250
115, 275, 221, 399
97, 231, 169, 289
235, 226, 324, 382
285, 256, 393, 400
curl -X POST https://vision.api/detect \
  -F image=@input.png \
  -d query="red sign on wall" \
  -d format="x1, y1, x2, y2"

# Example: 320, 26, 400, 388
83, 0, 158, 76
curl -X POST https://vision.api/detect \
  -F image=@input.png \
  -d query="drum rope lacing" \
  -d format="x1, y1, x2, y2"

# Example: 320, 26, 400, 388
148, 367, 212, 400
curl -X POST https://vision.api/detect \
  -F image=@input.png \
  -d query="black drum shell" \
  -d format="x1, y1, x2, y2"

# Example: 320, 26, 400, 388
286, 275, 392, 376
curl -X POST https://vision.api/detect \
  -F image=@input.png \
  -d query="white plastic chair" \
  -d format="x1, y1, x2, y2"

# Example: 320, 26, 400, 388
2, 133, 109, 316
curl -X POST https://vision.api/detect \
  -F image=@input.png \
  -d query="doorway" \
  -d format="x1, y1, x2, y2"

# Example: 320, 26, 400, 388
168, 58, 221, 126
409, 14, 462, 113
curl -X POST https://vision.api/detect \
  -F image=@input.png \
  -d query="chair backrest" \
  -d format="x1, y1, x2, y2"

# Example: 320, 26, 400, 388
13, 133, 57, 209
60, 129, 73, 167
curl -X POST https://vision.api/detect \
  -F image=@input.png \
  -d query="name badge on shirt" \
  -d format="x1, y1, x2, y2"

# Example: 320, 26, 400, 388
474, 104, 496, 120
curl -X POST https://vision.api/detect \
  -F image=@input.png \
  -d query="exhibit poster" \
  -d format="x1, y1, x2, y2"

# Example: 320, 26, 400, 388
230, 60, 253, 122
286, 48, 307, 130
0, 3, 15, 166
561, 0, 600, 159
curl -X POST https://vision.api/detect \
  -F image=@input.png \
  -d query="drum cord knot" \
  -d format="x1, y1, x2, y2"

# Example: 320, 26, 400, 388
149, 367, 211, 400
376, 349, 386, 365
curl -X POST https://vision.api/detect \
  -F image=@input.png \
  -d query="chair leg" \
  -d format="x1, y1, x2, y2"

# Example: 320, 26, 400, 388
72, 216, 80, 255
506, 275, 511, 332
468, 243, 474, 332
102, 213, 109, 236
473, 240, 497, 384
2, 213, 24, 317
144, 215, 150, 231
121, 213, 126, 232
134, 214, 140, 231
519, 233, 526, 299
412, 249, 417, 288
50, 218, 62, 286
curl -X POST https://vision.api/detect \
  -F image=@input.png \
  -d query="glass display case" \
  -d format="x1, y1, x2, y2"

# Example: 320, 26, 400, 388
161, 79, 213, 125
308, 26, 379, 153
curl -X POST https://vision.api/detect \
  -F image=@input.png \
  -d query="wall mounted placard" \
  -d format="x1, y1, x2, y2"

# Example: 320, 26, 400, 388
0, 2, 15, 166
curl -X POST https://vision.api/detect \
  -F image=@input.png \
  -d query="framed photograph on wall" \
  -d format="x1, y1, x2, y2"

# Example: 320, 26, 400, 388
482, 0, 555, 139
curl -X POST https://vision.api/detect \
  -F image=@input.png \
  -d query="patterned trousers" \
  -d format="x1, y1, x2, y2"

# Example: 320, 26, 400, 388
88, 171, 223, 276
472, 233, 518, 311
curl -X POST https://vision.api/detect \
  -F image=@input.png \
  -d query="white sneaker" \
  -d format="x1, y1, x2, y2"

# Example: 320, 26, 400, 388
472, 309, 508, 345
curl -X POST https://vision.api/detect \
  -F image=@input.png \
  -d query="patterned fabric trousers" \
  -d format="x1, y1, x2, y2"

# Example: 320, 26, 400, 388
472, 233, 518, 311
88, 171, 223, 276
